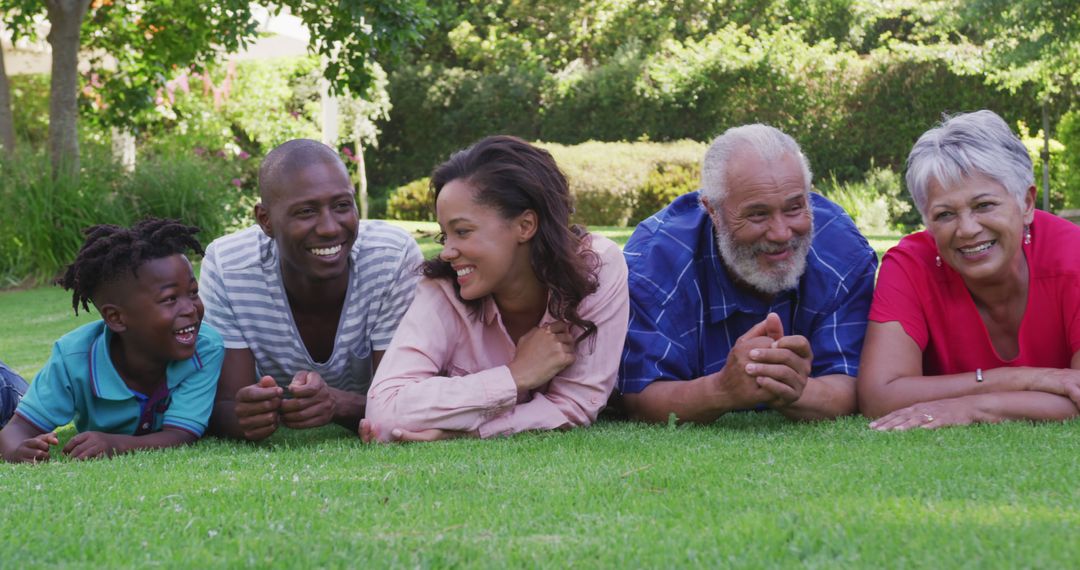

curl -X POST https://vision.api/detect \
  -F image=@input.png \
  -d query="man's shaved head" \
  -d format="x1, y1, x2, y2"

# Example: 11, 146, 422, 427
258, 139, 350, 206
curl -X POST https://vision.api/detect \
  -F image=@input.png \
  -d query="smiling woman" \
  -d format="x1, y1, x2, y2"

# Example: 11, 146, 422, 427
857, 110, 1080, 430
362, 136, 630, 442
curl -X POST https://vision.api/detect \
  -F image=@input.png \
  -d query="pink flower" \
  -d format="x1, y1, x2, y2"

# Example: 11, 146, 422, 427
238, 151, 251, 160
232, 178, 244, 188
194, 147, 207, 156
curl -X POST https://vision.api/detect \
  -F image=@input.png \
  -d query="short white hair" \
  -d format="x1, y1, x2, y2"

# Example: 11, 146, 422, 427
700, 124, 812, 205
905, 110, 1032, 220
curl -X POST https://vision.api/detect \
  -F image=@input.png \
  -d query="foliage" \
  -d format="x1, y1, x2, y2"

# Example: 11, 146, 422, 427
371, 23, 1042, 196
1055, 111, 1080, 210
1017, 121, 1070, 212
78, 1, 259, 130
7, 74, 53, 147
630, 163, 701, 225
545, 140, 705, 226
383, 141, 705, 226
369, 62, 546, 187
386, 177, 435, 222
0, 147, 245, 286
819, 165, 914, 235
278, 0, 433, 98
960, 0, 1080, 103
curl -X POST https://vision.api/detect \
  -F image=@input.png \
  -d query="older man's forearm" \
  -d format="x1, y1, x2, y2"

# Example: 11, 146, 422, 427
621, 374, 743, 424
774, 374, 857, 421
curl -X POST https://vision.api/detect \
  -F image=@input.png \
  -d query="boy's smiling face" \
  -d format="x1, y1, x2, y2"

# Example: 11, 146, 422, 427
102, 254, 204, 366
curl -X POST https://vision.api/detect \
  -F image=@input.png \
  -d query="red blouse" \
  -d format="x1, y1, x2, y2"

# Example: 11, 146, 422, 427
869, 210, 1080, 374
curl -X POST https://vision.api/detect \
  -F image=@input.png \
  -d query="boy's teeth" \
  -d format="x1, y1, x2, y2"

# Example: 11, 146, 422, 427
456, 267, 475, 277
310, 244, 342, 256
174, 325, 196, 334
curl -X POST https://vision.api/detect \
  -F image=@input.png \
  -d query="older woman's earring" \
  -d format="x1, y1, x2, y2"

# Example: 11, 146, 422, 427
1024, 225, 1032, 245
935, 255, 942, 267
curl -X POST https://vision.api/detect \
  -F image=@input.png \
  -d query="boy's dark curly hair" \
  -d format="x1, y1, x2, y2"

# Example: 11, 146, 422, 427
56, 218, 204, 315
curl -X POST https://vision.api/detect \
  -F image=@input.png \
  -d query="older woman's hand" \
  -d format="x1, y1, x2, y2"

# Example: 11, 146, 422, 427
1031, 369, 1080, 407
869, 397, 978, 431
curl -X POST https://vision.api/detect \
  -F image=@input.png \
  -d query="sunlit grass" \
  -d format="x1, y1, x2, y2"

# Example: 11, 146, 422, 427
11, 223, 1071, 568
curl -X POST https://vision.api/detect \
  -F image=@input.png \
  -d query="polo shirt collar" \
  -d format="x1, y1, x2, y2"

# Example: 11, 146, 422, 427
702, 226, 800, 323
89, 326, 199, 400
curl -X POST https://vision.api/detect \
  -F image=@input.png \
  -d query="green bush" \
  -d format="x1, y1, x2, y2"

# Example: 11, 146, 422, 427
370, 63, 545, 188
819, 165, 912, 235
630, 163, 701, 225
0, 147, 243, 286
386, 177, 435, 222
383, 141, 705, 226
370, 25, 1043, 195
1052, 111, 1080, 210
544, 140, 705, 226
0, 147, 130, 286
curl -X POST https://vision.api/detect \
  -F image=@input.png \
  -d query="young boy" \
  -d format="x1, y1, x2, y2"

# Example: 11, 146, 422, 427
0, 218, 224, 463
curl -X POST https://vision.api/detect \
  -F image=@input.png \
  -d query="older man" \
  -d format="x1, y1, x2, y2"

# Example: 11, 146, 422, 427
200, 139, 422, 441
618, 124, 877, 422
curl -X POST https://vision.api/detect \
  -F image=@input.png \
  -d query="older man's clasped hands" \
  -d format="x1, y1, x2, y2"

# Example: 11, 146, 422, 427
717, 313, 814, 412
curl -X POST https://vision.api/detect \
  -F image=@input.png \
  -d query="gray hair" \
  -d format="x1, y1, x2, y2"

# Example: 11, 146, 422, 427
905, 110, 1033, 220
700, 124, 812, 205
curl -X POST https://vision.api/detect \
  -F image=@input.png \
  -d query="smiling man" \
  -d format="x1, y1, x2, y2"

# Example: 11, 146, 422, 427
617, 124, 877, 423
200, 139, 422, 441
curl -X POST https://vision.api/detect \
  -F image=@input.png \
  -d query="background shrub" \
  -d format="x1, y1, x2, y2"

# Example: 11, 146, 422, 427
386, 177, 435, 222
630, 163, 701, 225
368, 26, 1047, 198
383, 141, 705, 226
1056, 111, 1080, 210
0, 148, 244, 286
818, 165, 912, 235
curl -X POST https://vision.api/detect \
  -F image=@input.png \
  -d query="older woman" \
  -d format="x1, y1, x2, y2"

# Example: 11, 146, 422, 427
858, 110, 1080, 430
361, 136, 629, 442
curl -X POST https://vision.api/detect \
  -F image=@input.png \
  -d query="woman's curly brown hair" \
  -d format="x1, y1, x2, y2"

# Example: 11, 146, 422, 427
422, 135, 600, 345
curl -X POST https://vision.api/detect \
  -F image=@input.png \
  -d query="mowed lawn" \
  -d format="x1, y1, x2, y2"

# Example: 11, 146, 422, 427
3, 222, 1079, 568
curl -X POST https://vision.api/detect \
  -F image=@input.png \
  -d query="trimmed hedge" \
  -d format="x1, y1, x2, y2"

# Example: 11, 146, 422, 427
369, 27, 1045, 194
386, 140, 706, 226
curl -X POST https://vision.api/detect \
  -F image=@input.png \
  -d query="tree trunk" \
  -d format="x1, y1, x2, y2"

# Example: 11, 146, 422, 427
1041, 102, 1051, 212
45, 0, 90, 179
355, 138, 369, 219
0, 45, 16, 156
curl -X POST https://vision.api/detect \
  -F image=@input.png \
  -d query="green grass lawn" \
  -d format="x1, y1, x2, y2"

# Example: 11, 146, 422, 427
5, 223, 1078, 567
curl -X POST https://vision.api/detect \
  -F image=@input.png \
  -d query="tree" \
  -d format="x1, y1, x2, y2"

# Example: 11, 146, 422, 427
961, 0, 1080, 209
0, 39, 14, 155
0, 0, 431, 178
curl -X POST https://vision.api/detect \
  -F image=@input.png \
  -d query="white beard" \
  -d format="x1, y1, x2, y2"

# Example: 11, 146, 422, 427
712, 211, 813, 296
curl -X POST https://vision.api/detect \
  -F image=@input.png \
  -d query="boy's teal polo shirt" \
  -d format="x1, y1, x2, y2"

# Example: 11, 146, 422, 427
15, 321, 224, 437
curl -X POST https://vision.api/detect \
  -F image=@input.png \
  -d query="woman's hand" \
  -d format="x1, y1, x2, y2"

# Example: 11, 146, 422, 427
1030, 368, 1080, 407
869, 398, 978, 431
359, 419, 477, 443
508, 322, 576, 391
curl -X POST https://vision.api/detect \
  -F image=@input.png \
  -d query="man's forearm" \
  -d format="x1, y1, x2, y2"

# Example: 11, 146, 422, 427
622, 374, 741, 424
330, 387, 365, 431
774, 374, 856, 421
208, 400, 251, 440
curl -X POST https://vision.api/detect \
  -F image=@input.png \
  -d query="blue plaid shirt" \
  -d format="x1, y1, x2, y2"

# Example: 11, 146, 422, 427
618, 191, 877, 394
